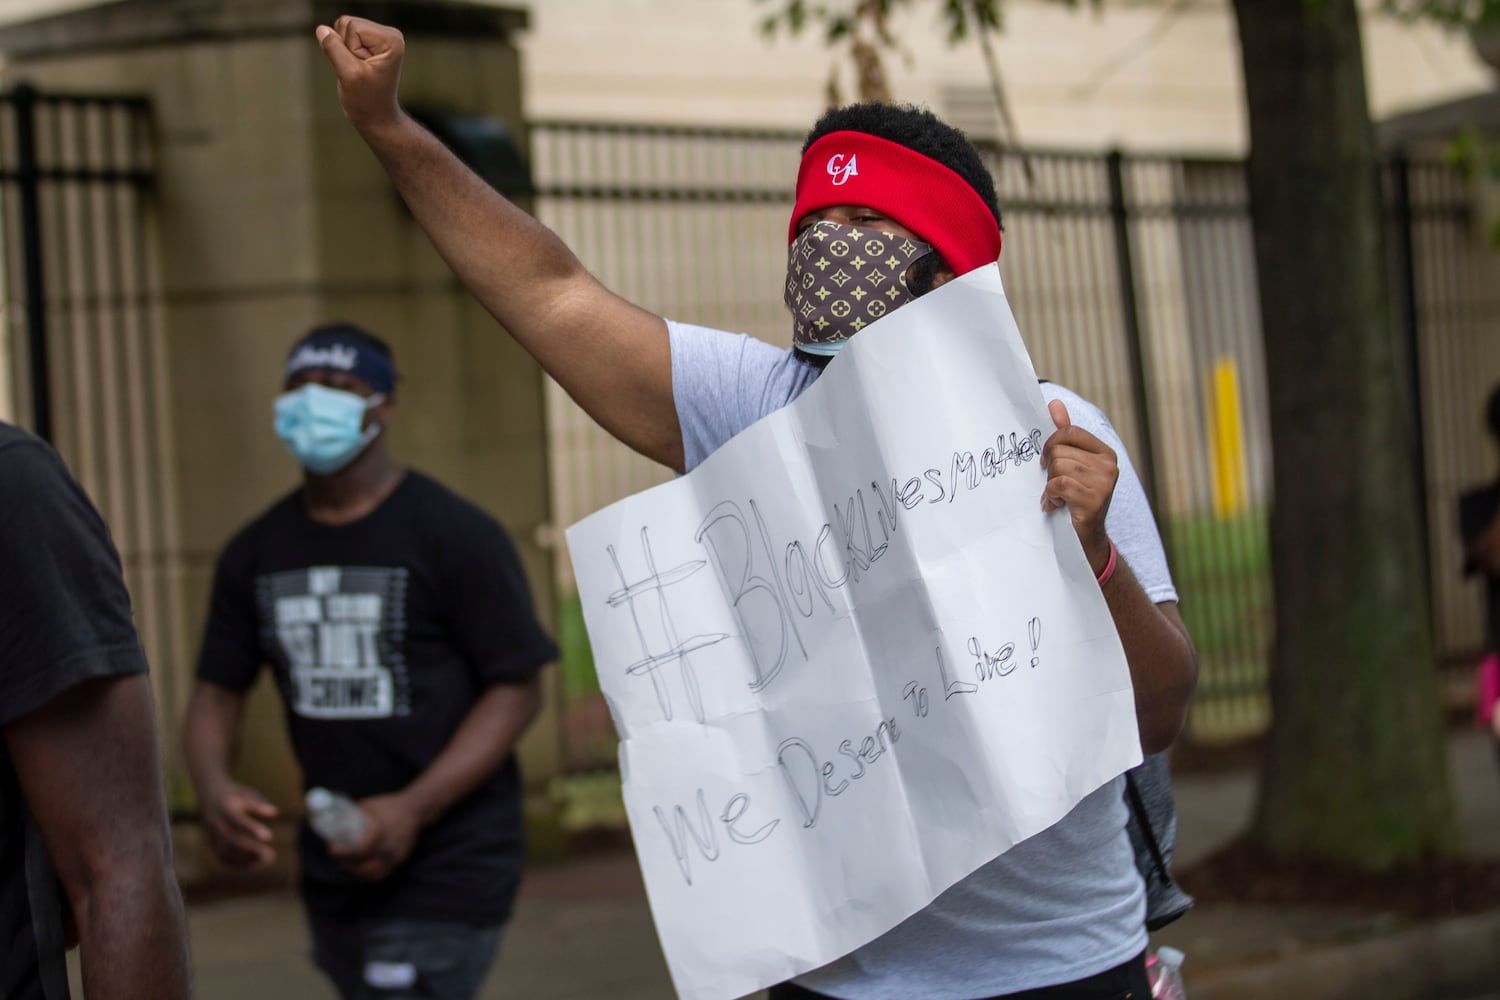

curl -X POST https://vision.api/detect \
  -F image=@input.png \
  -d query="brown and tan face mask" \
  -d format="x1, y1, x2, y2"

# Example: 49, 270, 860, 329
784, 220, 936, 357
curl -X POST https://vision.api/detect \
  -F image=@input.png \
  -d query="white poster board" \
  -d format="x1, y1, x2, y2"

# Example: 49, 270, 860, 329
565, 264, 1141, 1000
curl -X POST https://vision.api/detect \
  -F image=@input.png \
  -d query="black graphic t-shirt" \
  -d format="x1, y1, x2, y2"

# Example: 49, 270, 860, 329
196, 472, 556, 925
0, 423, 150, 1000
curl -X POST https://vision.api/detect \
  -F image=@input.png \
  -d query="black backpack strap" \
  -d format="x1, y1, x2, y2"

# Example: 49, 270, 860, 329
1124, 768, 1173, 885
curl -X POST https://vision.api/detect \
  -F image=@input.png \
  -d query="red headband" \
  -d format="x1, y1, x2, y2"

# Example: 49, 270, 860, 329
789, 131, 1002, 276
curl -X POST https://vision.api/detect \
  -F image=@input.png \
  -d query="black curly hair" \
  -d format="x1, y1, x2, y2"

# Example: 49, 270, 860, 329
802, 102, 1003, 232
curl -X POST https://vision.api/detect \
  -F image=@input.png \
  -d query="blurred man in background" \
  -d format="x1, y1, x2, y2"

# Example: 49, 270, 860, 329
316, 17, 1196, 999
182, 324, 556, 1000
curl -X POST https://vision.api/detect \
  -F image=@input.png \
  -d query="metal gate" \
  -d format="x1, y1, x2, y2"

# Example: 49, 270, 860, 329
0, 84, 188, 742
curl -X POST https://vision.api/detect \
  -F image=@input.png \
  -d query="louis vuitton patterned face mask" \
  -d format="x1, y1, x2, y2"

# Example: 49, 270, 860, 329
784, 221, 937, 357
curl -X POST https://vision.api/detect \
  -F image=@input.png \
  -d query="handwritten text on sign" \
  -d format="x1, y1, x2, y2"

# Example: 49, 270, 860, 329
566, 265, 1142, 1000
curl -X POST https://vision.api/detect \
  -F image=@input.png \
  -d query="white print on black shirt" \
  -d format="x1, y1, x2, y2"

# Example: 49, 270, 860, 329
259, 565, 410, 719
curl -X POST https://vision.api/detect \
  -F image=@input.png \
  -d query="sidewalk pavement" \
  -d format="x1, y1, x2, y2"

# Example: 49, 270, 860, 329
151, 729, 1500, 1000
1155, 727, 1500, 1000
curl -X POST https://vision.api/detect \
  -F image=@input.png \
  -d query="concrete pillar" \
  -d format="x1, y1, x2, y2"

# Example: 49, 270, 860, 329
0, 1, 561, 833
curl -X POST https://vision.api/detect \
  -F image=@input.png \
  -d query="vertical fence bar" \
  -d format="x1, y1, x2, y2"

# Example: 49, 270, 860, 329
1388, 150, 1436, 635
13, 84, 51, 442
1106, 149, 1167, 539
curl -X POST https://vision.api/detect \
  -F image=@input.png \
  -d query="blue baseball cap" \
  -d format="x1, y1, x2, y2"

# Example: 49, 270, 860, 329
284, 322, 397, 394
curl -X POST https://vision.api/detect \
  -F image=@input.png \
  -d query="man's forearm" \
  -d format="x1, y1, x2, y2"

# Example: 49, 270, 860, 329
1099, 559, 1198, 754
76, 857, 191, 1000
399, 679, 542, 828
182, 682, 243, 798
8, 674, 192, 1000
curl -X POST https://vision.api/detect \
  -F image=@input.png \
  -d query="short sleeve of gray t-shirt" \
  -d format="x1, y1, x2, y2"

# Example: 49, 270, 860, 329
668, 319, 1177, 998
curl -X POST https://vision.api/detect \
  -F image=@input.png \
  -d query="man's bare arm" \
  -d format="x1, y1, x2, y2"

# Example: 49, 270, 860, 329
182, 680, 280, 869
6, 673, 191, 1000
330, 678, 542, 881
395, 677, 541, 829
1103, 586, 1198, 754
317, 17, 683, 471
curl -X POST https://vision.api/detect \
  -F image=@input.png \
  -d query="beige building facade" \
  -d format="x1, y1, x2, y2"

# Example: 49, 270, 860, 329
0, 1, 560, 832
514, 0, 1491, 147
5, 0, 1493, 150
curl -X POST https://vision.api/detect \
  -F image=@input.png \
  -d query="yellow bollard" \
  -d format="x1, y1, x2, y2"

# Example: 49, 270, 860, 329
1209, 358, 1248, 519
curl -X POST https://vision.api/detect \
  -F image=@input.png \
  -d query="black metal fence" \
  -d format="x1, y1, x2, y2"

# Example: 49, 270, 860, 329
531, 119, 1498, 763
0, 86, 187, 726
1393, 157, 1498, 689
1, 99, 1489, 765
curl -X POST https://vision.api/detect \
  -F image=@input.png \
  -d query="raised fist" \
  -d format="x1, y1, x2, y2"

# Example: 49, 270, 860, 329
315, 16, 405, 131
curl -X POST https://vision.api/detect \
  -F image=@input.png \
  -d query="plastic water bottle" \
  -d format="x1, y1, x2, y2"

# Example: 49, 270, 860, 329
1147, 945, 1186, 999
305, 787, 366, 847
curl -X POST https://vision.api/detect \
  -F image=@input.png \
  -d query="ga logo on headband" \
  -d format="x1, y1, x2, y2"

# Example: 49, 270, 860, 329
826, 153, 859, 186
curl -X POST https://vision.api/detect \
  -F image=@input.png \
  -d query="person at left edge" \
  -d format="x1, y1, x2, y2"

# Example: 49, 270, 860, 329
1, 422, 191, 1000
181, 323, 558, 1000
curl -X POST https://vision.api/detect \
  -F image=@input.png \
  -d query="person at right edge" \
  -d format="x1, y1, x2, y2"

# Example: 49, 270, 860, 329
315, 16, 1199, 1000
1461, 386, 1500, 748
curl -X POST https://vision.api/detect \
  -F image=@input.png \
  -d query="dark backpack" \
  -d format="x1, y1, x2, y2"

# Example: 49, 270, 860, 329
1124, 754, 1194, 930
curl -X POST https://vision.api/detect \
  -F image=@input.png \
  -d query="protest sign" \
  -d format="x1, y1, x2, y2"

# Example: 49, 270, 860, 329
565, 264, 1141, 1000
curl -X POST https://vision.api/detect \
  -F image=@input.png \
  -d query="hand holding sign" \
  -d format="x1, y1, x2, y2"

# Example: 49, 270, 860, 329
1042, 399, 1119, 577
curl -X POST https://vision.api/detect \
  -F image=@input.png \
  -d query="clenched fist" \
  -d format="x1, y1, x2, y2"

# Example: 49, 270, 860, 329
316, 16, 405, 132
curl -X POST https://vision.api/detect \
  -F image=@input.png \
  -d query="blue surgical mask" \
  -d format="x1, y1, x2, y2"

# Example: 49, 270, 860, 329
273, 383, 385, 475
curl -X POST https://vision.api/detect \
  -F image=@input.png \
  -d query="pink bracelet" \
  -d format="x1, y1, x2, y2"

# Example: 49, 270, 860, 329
1096, 541, 1118, 587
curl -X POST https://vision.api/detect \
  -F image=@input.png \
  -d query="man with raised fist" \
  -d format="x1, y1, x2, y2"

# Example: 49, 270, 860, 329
316, 16, 1197, 999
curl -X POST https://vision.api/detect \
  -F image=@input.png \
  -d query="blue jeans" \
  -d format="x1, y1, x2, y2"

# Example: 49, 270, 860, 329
307, 913, 502, 1000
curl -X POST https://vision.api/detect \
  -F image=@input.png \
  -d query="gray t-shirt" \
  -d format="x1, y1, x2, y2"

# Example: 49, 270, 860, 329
668, 320, 1178, 999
